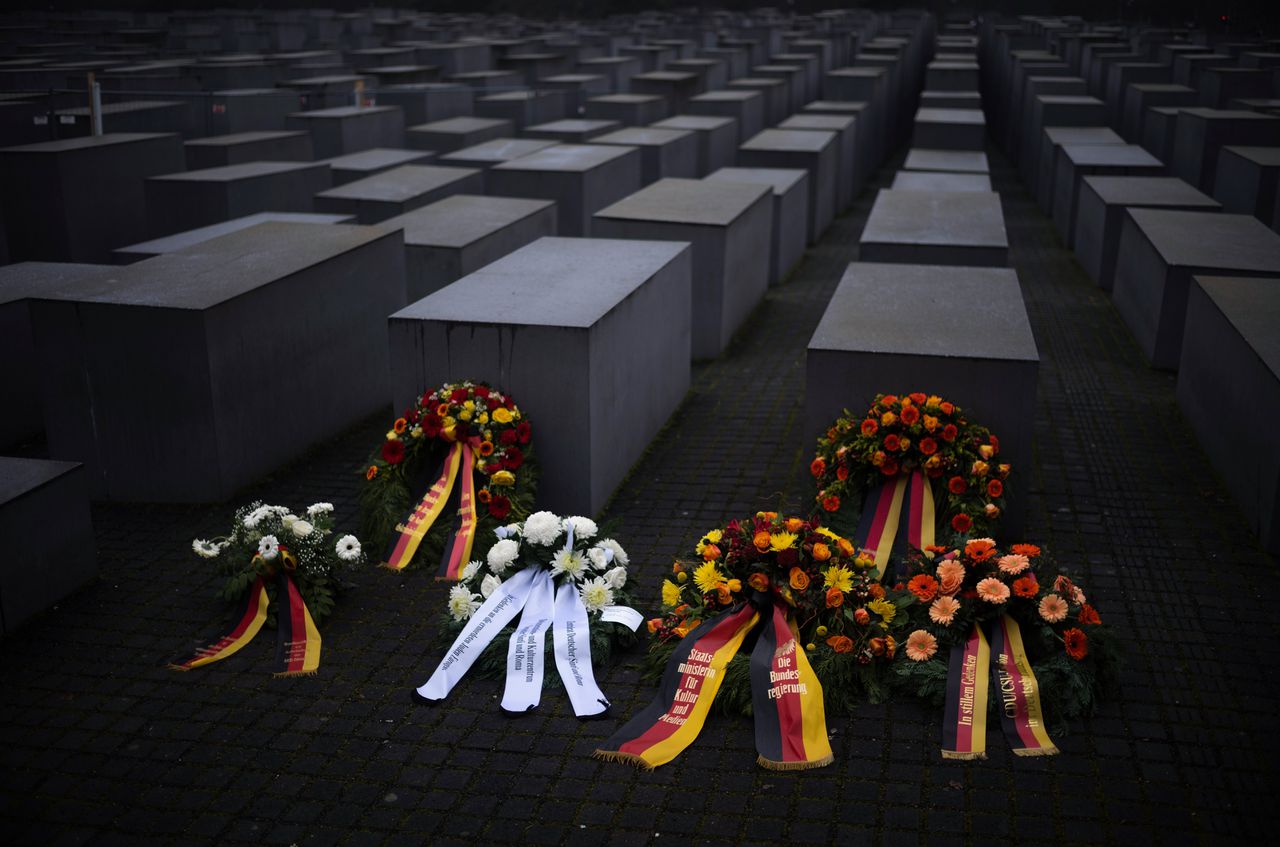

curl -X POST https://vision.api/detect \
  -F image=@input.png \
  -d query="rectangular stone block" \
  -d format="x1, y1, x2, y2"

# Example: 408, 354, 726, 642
630, 71, 702, 114
902, 148, 989, 173
381, 194, 557, 302
1036, 126, 1124, 211
537, 74, 611, 114
52, 100, 187, 139
592, 127, 698, 184
388, 236, 691, 515
1112, 209, 1280, 368
0, 458, 97, 633
583, 94, 670, 127
1172, 108, 1280, 192
476, 90, 568, 131
112, 212, 354, 263
204, 88, 302, 135
592, 178, 771, 359
688, 90, 765, 144
448, 70, 524, 93
523, 119, 621, 143
315, 164, 483, 224
778, 113, 859, 210
859, 189, 1008, 267
1121, 83, 1197, 141
738, 128, 838, 243
487, 143, 642, 237
666, 58, 728, 94
891, 170, 992, 191
649, 115, 737, 176
406, 116, 514, 154
805, 262, 1038, 535
926, 61, 979, 91
183, 130, 313, 170
727, 77, 789, 125
1141, 106, 1186, 164
1052, 143, 1165, 247
1073, 176, 1220, 290
279, 75, 369, 111
920, 90, 982, 110
145, 161, 331, 237
577, 56, 643, 93
0, 133, 185, 263
704, 167, 809, 285
285, 105, 406, 159
29, 222, 406, 501
751, 65, 805, 115
374, 83, 474, 126
912, 107, 986, 151
321, 148, 437, 185
1177, 276, 1280, 553
438, 137, 559, 185
1214, 146, 1280, 225
1021, 95, 1106, 186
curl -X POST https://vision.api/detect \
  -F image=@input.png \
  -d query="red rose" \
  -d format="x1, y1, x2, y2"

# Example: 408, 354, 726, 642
504, 446, 525, 470
516, 420, 532, 444
989, 434, 1000, 454
499, 429, 518, 445
381, 439, 406, 464
474, 386, 490, 398
450, 388, 468, 403
951, 513, 972, 533
488, 495, 511, 520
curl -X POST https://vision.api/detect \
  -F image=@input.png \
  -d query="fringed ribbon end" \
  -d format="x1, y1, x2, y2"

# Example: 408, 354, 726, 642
941, 751, 988, 761
593, 750, 656, 771
272, 669, 319, 678
166, 663, 192, 672
1012, 746, 1059, 757
757, 754, 834, 771
379, 561, 407, 572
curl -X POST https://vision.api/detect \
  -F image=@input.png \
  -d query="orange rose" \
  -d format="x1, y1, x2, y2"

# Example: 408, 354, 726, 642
922, 415, 939, 433
810, 457, 826, 478
646, 618, 662, 634
869, 637, 886, 656
748, 573, 770, 592
753, 531, 771, 552
854, 607, 870, 625
869, 583, 885, 600
880, 395, 899, 407
822, 494, 841, 512
477, 488, 492, 504
825, 587, 844, 608
760, 511, 778, 521
715, 585, 732, 605
971, 460, 989, 477
785, 517, 806, 533
701, 544, 721, 561
789, 567, 810, 591
837, 539, 855, 558
672, 561, 684, 574
812, 542, 831, 561
940, 402, 955, 415
826, 635, 854, 654
979, 444, 995, 460
909, 392, 927, 405
366, 465, 379, 480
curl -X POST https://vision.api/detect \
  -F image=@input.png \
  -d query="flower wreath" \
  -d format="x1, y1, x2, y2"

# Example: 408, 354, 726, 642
811, 393, 1009, 572
172, 502, 365, 675
644, 512, 911, 716
892, 539, 1119, 739
359, 381, 537, 576
433, 512, 641, 681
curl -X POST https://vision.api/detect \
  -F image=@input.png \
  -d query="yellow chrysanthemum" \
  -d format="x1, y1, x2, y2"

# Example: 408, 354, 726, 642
693, 561, 725, 594
769, 531, 798, 551
703, 529, 723, 544
868, 598, 896, 623
814, 527, 842, 542
661, 580, 682, 608
822, 565, 854, 593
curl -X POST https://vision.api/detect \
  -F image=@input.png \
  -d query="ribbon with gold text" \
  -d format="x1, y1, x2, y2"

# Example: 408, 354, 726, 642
382, 442, 463, 571
168, 576, 269, 671
749, 600, 835, 770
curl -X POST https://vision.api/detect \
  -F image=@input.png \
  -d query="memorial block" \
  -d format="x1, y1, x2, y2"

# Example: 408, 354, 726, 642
183, 130, 313, 170
145, 161, 331, 236
650, 115, 738, 176
407, 116, 514, 154
592, 127, 698, 184
704, 166, 809, 285
738, 128, 838, 242
1051, 143, 1165, 247
688, 90, 765, 143
315, 164, 483, 224
285, 105, 406, 159
1213, 146, 1280, 226
860, 189, 1008, 267
486, 143, 642, 237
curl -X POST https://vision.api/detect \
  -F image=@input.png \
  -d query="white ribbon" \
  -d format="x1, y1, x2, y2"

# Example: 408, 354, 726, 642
553, 582, 610, 718
499, 569, 555, 714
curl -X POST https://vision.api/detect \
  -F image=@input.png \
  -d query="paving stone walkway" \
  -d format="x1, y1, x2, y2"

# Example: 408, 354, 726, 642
3, 144, 1278, 846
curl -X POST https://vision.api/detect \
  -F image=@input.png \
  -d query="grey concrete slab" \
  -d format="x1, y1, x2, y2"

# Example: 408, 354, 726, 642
475, 90, 568, 131
447, 69, 524, 92
537, 74, 611, 114
321, 147, 437, 185
688, 89, 765, 143
1113, 209, 1280, 368
406, 116, 514, 154
29, 222, 405, 501
859, 189, 1008, 267
183, 130, 313, 170
380, 194, 557, 301
486, 143, 642, 237
1052, 143, 1165, 247
920, 90, 982, 110
1122, 83, 1198, 142
1177, 275, 1280, 553
926, 60, 979, 91
577, 56, 643, 93
805, 261, 1038, 535
592, 127, 699, 184
592, 178, 771, 359
1073, 176, 1221, 290
771, 53, 822, 103
891, 170, 992, 191
415, 42, 492, 76
388, 236, 691, 515
1142, 106, 1188, 165
523, 118, 621, 143
52, 100, 186, 139
1021, 95, 1107, 187
750, 65, 804, 116
314, 164, 483, 224
278, 75, 369, 111
902, 148, 990, 173
0, 457, 96, 634
144, 160, 331, 237
630, 71, 702, 114
778, 113, 859, 209
0, 263, 112, 446
1172, 109, 1280, 192
823, 66, 887, 107
583, 93, 670, 126
374, 83, 474, 126
727, 77, 789, 125
1214, 146, 1280, 225
704, 166, 808, 285
202, 88, 301, 135
1036, 126, 1125, 211
438, 137, 559, 181
1103, 63, 1171, 128
912, 107, 986, 151
666, 58, 728, 94
285, 105, 406, 159
0, 133, 185, 263
112, 212, 354, 263
738, 128, 838, 243
649, 115, 738, 176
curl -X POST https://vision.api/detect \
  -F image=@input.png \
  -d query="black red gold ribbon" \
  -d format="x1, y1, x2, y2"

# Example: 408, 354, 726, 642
854, 470, 936, 578
595, 596, 833, 770
941, 615, 1057, 759
169, 576, 269, 671
381, 440, 481, 579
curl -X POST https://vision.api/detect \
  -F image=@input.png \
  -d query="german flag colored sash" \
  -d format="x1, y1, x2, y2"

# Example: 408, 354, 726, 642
854, 470, 935, 578
382, 440, 483, 579
941, 616, 1057, 759
439, 444, 478, 581
169, 576, 269, 671
596, 597, 833, 771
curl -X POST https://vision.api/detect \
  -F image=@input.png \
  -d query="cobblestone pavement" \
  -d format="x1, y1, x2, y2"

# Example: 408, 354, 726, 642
3, 142, 1278, 847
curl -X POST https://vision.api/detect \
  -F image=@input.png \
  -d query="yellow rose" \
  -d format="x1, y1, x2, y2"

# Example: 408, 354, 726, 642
477, 412, 489, 424
492, 407, 513, 424
491, 470, 515, 487
463, 399, 475, 411
457, 409, 472, 421
385, 430, 398, 441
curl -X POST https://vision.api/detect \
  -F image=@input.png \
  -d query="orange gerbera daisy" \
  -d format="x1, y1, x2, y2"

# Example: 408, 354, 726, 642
1063, 627, 1088, 660
964, 538, 998, 562
810, 457, 826, 477
1011, 575, 1039, 598
393, 417, 408, 434
929, 596, 960, 625
1011, 543, 1041, 558
905, 629, 938, 662
365, 465, 379, 480
1077, 604, 1101, 625
861, 418, 878, 436
907, 574, 939, 602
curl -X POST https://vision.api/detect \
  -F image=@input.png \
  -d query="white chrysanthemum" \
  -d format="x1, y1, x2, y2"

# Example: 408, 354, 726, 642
257, 535, 280, 560
523, 511, 563, 546
603, 566, 628, 590
334, 535, 361, 562
487, 538, 520, 573
243, 506, 269, 529
587, 547, 611, 571
307, 502, 334, 518
580, 577, 614, 613
551, 549, 587, 581
192, 539, 221, 559
566, 516, 598, 540
291, 519, 314, 537
596, 538, 629, 568
447, 585, 482, 622
480, 573, 503, 599
460, 560, 481, 581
